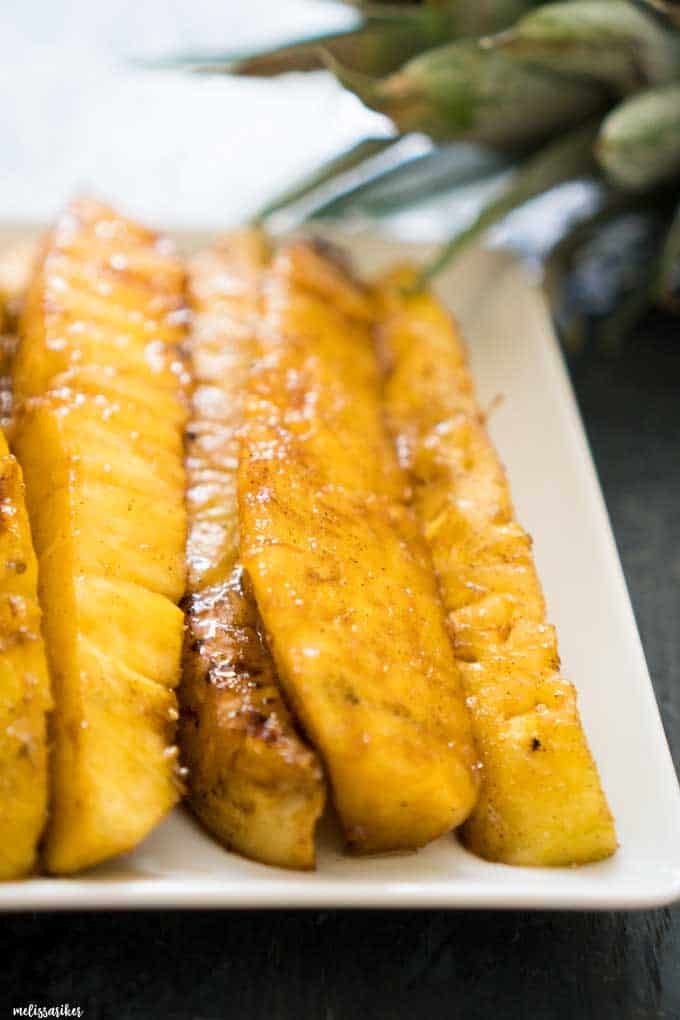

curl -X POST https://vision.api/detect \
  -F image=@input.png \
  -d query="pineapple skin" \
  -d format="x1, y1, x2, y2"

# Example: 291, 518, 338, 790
14, 199, 188, 874
238, 242, 479, 855
180, 233, 325, 870
376, 272, 617, 866
0, 432, 51, 879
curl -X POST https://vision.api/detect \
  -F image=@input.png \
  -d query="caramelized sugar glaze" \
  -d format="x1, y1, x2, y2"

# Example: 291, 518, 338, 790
375, 270, 616, 865
180, 232, 325, 870
14, 199, 188, 873
238, 242, 479, 854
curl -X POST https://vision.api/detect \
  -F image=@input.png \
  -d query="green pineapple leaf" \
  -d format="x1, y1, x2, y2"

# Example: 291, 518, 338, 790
339, 0, 536, 29
253, 137, 402, 222
415, 119, 600, 285
596, 83, 680, 189
199, 11, 455, 78
308, 142, 507, 217
171, 1, 540, 79
494, 1, 680, 94
325, 40, 605, 145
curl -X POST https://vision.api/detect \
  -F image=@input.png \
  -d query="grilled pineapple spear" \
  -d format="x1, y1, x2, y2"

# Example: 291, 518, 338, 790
238, 242, 479, 854
13, 199, 188, 874
180, 231, 325, 869
0, 431, 51, 879
375, 271, 616, 866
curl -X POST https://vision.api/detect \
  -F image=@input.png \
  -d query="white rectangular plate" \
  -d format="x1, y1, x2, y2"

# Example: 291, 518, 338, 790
1, 227, 679, 911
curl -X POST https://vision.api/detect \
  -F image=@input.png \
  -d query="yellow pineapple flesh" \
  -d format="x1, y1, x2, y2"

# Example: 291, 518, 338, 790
0, 430, 51, 878
180, 232, 325, 870
375, 271, 616, 866
238, 242, 479, 854
13, 199, 188, 874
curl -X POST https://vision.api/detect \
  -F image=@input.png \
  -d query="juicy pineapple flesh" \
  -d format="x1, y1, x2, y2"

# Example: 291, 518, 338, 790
181, 232, 325, 870
238, 242, 480, 854
375, 272, 617, 866
14, 199, 188, 874
2, 201, 616, 876
0, 431, 51, 878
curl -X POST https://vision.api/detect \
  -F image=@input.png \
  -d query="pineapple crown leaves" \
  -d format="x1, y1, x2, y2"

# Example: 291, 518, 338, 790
217, 11, 455, 80
160, 0, 680, 331
324, 42, 607, 146
320, 0, 680, 315
323, 1, 680, 146
151, 1, 539, 79
492, 1, 680, 94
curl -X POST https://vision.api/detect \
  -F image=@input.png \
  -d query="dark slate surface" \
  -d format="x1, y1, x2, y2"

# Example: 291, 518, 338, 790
1, 316, 679, 1020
